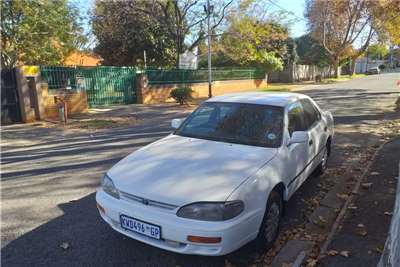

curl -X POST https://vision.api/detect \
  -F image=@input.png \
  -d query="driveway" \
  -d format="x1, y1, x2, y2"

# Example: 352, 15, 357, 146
1, 73, 399, 266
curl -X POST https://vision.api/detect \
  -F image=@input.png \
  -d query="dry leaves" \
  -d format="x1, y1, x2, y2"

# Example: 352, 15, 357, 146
306, 258, 318, 267
60, 242, 70, 250
318, 216, 327, 224
356, 224, 368, 236
336, 193, 349, 200
376, 245, 384, 254
327, 250, 339, 256
361, 183, 373, 189
340, 251, 350, 257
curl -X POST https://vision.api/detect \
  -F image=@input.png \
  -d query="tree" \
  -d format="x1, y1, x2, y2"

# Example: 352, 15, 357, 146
305, 0, 400, 77
1, 0, 85, 68
217, 16, 288, 72
91, 1, 176, 67
131, 0, 233, 68
295, 34, 330, 66
366, 44, 389, 60
369, 0, 400, 45
305, 0, 376, 77
284, 38, 299, 65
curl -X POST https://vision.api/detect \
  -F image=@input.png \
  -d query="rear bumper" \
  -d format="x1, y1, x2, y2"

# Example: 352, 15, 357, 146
96, 190, 263, 256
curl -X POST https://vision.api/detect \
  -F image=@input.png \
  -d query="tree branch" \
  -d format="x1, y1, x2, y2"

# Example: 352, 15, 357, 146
211, 0, 233, 30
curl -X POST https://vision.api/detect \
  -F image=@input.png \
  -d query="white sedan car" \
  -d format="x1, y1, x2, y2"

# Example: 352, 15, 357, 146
96, 92, 334, 256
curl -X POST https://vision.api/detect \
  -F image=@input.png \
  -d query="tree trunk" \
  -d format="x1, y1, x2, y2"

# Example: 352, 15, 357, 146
350, 56, 357, 76
176, 52, 180, 69
176, 36, 181, 69
333, 57, 340, 78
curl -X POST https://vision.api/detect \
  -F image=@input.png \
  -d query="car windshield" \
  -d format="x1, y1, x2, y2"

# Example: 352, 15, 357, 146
175, 102, 284, 148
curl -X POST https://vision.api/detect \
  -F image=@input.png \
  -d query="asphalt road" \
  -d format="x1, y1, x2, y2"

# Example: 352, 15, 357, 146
1, 72, 399, 267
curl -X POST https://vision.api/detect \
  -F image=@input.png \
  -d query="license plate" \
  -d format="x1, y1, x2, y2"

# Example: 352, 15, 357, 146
120, 214, 161, 240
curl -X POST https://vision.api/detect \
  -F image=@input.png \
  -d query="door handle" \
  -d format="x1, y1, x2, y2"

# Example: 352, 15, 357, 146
309, 139, 313, 146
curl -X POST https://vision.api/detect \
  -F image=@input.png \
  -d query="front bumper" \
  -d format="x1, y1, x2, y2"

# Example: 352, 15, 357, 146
96, 190, 263, 256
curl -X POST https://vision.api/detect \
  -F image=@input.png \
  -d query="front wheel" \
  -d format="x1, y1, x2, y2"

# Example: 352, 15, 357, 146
255, 190, 283, 251
316, 144, 329, 175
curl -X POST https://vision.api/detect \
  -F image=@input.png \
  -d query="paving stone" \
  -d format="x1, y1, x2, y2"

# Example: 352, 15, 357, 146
306, 206, 338, 234
271, 240, 314, 267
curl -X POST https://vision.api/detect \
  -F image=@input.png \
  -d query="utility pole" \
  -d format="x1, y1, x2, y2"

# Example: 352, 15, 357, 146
143, 50, 147, 69
206, 0, 213, 98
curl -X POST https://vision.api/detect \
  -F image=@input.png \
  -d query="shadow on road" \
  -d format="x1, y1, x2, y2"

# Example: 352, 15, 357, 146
1, 193, 266, 267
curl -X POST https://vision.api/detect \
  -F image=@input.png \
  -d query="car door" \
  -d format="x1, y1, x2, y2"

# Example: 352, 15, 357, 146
300, 98, 325, 173
285, 101, 310, 197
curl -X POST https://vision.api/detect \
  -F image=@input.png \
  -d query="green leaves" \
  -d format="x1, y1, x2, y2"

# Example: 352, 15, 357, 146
1, 0, 85, 68
91, 1, 176, 67
218, 16, 288, 72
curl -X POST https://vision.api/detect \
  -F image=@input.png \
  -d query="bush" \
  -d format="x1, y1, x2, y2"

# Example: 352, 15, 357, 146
170, 87, 193, 105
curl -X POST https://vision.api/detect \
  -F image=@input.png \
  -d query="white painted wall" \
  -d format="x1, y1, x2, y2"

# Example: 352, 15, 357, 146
355, 58, 386, 73
179, 47, 198, 70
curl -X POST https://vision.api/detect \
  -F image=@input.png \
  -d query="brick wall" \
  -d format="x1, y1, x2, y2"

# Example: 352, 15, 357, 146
40, 83, 88, 119
138, 78, 267, 104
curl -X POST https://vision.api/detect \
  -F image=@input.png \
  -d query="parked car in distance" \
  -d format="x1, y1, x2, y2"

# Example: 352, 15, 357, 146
96, 92, 334, 256
367, 66, 381, 75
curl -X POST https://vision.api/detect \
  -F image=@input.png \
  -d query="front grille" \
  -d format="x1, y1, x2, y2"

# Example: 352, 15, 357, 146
120, 191, 179, 210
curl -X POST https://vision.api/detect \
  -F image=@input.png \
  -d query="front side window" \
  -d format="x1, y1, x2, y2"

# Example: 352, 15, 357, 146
301, 99, 320, 129
287, 102, 306, 136
175, 102, 284, 148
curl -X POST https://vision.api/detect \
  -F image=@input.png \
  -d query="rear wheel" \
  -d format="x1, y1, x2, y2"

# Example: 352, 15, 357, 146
255, 190, 283, 251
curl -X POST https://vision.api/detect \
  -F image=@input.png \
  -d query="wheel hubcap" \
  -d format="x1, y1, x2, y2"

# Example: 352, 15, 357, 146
264, 203, 280, 242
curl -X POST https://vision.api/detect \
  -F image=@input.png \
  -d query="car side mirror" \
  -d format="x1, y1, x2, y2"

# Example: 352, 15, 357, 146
288, 131, 309, 146
171, 118, 184, 129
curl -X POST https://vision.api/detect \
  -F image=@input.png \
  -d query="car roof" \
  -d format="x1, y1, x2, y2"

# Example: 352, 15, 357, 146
205, 92, 307, 107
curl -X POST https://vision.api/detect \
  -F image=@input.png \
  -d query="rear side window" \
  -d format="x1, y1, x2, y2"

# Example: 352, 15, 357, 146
301, 99, 320, 129
287, 102, 305, 136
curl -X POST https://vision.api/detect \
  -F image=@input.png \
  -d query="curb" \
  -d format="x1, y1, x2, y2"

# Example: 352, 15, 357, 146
318, 138, 397, 258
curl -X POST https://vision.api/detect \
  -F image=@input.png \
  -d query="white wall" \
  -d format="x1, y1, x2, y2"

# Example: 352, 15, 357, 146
355, 58, 386, 73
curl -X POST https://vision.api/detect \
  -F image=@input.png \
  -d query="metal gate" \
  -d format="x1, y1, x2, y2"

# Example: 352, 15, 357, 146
40, 66, 137, 107
79, 67, 136, 106
1, 68, 22, 125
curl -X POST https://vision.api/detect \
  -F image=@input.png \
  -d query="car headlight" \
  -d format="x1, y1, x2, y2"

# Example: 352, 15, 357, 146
101, 174, 120, 199
176, 201, 244, 221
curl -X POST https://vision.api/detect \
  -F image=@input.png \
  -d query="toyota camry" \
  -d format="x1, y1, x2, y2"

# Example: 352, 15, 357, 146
96, 92, 334, 256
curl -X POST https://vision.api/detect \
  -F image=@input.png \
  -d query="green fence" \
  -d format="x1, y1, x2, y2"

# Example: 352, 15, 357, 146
145, 68, 265, 84
40, 66, 137, 106
40, 66, 266, 106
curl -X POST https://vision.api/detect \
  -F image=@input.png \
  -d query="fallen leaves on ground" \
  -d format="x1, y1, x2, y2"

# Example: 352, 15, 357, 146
376, 245, 384, 254
340, 251, 350, 257
318, 216, 327, 224
60, 242, 70, 250
361, 183, 373, 189
306, 258, 318, 267
336, 193, 349, 200
355, 224, 368, 236
327, 250, 339, 256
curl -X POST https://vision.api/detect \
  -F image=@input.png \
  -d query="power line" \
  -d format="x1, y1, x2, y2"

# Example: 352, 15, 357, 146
266, 0, 307, 22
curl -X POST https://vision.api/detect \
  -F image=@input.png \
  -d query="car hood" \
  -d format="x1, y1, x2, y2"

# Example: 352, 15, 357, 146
108, 134, 277, 206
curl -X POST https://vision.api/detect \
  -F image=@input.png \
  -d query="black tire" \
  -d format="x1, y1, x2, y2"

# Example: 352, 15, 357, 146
315, 143, 330, 175
255, 190, 283, 251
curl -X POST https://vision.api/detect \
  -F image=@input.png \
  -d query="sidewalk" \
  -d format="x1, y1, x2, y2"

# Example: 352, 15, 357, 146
320, 138, 400, 267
